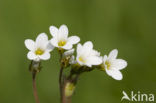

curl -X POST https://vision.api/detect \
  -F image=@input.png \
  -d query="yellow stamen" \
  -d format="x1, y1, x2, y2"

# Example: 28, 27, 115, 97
79, 57, 86, 63
58, 40, 66, 46
35, 48, 44, 55
105, 61, 111, 70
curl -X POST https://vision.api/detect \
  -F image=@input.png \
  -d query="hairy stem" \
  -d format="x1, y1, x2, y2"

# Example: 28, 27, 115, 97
32, 72, 40, 103
59, 51, 65, 103
59, 66, 64, 102
59, 63, 72, 103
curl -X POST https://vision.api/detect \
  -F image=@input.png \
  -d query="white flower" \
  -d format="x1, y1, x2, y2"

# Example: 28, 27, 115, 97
25, 33, 54, 61
102, 49, 127, 80
76, 41, 102, 67
50, 24, 80, 50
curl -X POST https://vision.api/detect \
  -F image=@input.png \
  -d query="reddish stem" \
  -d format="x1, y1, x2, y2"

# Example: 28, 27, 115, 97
32, 72, 40, 103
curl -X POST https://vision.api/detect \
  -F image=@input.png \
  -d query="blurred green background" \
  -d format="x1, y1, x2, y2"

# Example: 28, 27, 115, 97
0, 0, 156, 103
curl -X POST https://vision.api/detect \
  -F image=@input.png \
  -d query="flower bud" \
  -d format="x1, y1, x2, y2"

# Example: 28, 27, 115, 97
65, 82, 75, 97
63, 49, 74, 58
29, 61, 41, 73
61, 49, 75, 67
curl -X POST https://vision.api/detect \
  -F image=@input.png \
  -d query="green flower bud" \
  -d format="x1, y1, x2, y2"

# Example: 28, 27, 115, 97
65, 82, 75, 97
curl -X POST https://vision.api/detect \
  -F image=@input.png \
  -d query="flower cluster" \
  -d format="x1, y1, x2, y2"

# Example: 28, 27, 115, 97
25, 24, 127, 80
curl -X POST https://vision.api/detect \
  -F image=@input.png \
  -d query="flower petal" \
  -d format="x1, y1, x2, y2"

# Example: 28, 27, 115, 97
36, 33, 49, 49
105, 68, 113, 76
111, 70, 123, 80
87, 56, 102, 66
39, 52, 50, 60
68, 36, 80, 44
63, 49, 74, 57
36, 33, 48, 43
85, 63, 92, 67
27, 51, 37, 60
106, 69, 123, 80
76, 56, 84, 66
49, 26, 58, 37
108, 49, 118, 60
103, 55, 107, 62
77, 44, 83, 55
77, 41, 93, 56
25, 39, 35, 51
58, 24, 68, 40
112, 59, 127, 70
91, 50, 100, 56
50, 38, 59, 47
62, 43, 72, 50
83, 41, 93, 50
46, 42, 55, 52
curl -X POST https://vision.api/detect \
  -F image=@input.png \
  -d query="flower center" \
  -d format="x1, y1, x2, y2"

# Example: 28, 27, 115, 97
58, 40, 66, 46
79, 56, 86, 63
35, 48, 44, 55
105, 61, 111, 70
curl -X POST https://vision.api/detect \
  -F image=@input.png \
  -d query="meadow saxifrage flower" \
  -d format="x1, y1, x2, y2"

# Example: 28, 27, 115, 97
102, 49, 127, 80
76, 41, 102, 67
25, 33, 54, 61
50, 24, 80, 50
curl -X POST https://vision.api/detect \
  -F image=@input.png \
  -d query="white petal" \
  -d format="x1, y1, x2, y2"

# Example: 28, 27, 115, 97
77, 41, 93, 56
36, 33, 49, 48
27, 51, 37, 60
63, 49, 74, 57
58, 24, 68, 39
46, 42, 55, 52
39, 52, 50, 60
36, 33, 48, 43
83, 41, 93, 50
105, 68, 113, 76
76, 56, 84, 66
103, 55, 107, 62
25, 39, 35, 51
105, 69, 123, 80
112, 59, 127, 70
77, 44, 83, 55
85, 63, 92, 67
111, 70, 123, 80
68, 36, 80, 44
77, 43, 90, 56
87, 56, 102, 66
91, 50, 100, 56
62, 43, 72, 50
50, 38, 59, 47
49, 26, 58, 37
108, 49, 118, 60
